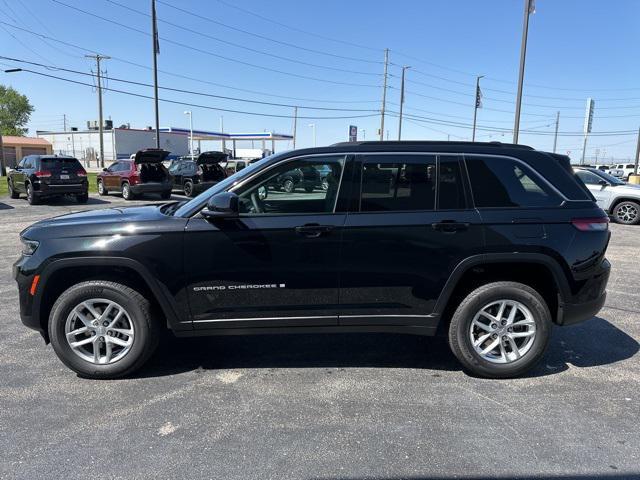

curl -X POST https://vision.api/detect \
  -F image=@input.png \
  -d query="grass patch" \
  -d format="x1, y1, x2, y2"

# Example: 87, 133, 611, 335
0, 173, 99, 197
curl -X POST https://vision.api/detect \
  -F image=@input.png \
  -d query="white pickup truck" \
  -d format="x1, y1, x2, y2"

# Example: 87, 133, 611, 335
574, 167, 640, 225
609, 163, 637, 181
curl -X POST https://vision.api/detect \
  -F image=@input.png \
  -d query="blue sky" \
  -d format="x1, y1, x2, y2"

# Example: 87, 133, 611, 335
1, 0, 639, 162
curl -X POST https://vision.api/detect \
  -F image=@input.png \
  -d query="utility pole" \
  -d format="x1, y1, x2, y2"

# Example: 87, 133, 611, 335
379, 48, 389, 141
634, 127, 640, 176
292, 106, 297, 149
0, 133, 6, 176
397, 65, 410, 140
513, 0, 535, 144
552, 111, 560, 153
472, 75, 484, 142
151, 0, 160, 149
63, 114, 67, 132
581, 98, 595, 165
85, 54, 110, 168
220, 116, 225, 153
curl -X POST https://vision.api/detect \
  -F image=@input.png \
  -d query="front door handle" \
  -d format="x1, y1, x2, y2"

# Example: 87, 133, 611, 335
295, 224, 334, 238
431, 220, 470, 233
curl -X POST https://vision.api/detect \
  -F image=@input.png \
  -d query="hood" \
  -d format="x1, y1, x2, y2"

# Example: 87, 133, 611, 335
20, 205, 174, 241
197, 151, 227, 165
134, 149, 170, 164
612, 183, 640, 192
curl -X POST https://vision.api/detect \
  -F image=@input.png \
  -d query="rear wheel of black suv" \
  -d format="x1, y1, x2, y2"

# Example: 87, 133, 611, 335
48, 281, 159, 379
26, 183, 39, 205
448, 281, 551, 379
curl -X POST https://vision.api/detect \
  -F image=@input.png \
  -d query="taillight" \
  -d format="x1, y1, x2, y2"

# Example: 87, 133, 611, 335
77, 169, 87, 177
129, 173, 140, 185
34, 170, 51, 178
571, 217, 609, 232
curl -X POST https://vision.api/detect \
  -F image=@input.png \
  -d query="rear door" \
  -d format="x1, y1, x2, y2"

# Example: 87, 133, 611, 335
184, 154, 351, 328
338, 153, 484, 327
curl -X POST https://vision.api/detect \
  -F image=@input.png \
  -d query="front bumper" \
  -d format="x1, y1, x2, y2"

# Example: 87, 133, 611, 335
13, 257, 45, 338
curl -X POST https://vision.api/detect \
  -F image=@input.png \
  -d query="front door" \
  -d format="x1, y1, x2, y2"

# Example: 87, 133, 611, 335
339, 153, 484, 326
184, 154, 351, 329
102, 162, 121, 189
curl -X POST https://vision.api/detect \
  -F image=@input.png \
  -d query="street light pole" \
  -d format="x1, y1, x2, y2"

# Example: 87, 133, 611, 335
472, 75, 484, 142
379, 48, 389, 141
398, 65, 410, 140
552, 111, 560, 153
151, 0, 160, 149
513, 0, 535, 144
183, 111, 193, 156
292, 106, 297, 149
308, 124, 316, 147
634, 127, 640, 176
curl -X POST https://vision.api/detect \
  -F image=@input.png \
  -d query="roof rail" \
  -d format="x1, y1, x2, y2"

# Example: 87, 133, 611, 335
330, 140, 534, 150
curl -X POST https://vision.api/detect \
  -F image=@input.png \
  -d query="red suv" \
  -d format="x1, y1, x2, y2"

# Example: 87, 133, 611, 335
97, 149, 173, 200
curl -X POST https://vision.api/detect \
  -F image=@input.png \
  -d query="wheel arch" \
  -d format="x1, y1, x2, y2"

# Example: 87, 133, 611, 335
610, 196, 640, 212
34, 257, 186, 343
434, 254, 570, 333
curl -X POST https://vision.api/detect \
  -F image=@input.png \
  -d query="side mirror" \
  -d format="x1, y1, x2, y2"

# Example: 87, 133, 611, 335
598, 180, 608, 188
102, 168, 108, 172
202, 192, 239, 220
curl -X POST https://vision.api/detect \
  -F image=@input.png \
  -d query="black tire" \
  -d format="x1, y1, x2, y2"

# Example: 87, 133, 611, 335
160, 190, 172, 200
8, 179, 20, 199
448, 281, 551, 379
183, 181, 194, 197
121, 182, 135, 200
612, 200, 640, 225
76, 193, 89, 204
26, 183, 40, 205
48, 280, 160, 379
283, 179, 294, 193
304, 186, 314, 193
97, 179, 108, 196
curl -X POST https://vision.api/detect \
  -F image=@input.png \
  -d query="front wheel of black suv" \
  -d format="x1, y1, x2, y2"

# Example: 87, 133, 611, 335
448, 281, 551, 379
48, 280, 160, 379
8, 179, 20, 199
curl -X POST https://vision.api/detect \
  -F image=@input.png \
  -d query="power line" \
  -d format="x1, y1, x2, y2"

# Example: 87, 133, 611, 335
50, 0, 381, 87
152, 0, 382, 65
1, 56, 380, 112
12, 68, 381, 120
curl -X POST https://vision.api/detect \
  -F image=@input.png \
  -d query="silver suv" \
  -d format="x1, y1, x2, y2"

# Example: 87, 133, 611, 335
575, 167, 640, 224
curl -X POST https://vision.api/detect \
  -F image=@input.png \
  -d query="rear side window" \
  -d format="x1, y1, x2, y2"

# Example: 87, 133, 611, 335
360, 155, 436, 212
465, 156, 561, 208
438, 156, 466, 210
41, 158, 82, 170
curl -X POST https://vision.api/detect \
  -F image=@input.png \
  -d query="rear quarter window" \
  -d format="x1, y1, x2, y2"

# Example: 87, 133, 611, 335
465, 155, 562, 208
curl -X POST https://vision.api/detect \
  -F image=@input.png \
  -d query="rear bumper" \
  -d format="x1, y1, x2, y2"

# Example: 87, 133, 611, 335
557, 258, 610, 326
129, 182, 172, 194
34, 181, 88, 196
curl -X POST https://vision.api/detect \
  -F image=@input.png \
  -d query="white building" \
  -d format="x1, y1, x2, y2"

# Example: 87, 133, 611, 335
37, 127, 189, 166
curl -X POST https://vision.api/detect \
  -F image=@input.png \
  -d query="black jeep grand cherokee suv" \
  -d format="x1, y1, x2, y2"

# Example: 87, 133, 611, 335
14, 142, 610, 379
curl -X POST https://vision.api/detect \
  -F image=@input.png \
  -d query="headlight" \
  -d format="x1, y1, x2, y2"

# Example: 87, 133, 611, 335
21, 238, 39, 256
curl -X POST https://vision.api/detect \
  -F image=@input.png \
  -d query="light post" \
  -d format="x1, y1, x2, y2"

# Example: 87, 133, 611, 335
183, 110, 193, 156
308, 123, 316, 147
513, 0, 536, 144
398, 65, 410, 140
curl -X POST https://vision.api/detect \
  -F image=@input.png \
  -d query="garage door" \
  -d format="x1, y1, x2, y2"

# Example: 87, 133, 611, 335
2, 146, 17, 167
21, 147, 48, 156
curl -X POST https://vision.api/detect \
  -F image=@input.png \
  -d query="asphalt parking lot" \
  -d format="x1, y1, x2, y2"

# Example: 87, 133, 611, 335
0, 194, 638, 480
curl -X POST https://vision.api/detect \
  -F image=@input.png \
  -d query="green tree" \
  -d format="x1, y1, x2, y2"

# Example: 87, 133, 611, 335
0, 84, 34, 136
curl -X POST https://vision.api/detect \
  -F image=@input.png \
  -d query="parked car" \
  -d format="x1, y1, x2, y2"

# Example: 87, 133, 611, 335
596, 165, 613, 174
609, 163, 637, 181
270, 165, 322, 193
14, 141, 610, 379
7, 155, 88, 205
169, 151, 228, 197
574, 166, 640, 224
97, 149, 173, 200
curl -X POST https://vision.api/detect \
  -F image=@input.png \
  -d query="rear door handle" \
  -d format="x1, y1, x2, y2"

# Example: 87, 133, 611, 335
431, 221, 470, 233
295, 224, 335, 238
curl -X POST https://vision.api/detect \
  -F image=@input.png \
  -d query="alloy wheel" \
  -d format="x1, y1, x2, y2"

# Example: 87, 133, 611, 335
283, 179, 294, 193
65, 299, 135, 365
469, 300, 536, 364
615, 203, 638, 224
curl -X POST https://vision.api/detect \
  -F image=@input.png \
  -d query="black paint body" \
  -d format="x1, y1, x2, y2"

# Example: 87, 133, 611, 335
14, 142, 611, 342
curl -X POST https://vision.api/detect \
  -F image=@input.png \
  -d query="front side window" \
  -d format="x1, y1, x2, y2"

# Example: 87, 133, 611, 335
466, 156, 561, 208
359, 155, 436, 212
235, 155, 345, 215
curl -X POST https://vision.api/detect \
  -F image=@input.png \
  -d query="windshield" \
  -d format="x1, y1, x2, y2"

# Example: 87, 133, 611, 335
173, 152, 286, 217
593, 169, 626, 185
